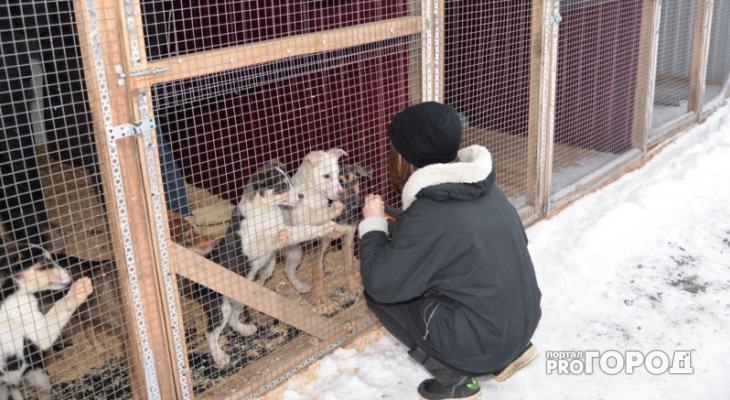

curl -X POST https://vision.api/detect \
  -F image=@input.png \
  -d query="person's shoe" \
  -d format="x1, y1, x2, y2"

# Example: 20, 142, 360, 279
417, 376, 481, 400
490, 342, 539, 382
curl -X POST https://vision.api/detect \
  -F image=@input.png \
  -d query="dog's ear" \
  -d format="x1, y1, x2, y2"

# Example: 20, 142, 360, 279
354, 164, 373, 180
249, 165, 272, 192
329, 148, 348, 159
305, 151, 323, 165
268, 159, 286, 170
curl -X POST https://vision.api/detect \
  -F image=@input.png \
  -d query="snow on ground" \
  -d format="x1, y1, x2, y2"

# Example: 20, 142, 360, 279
272, 102, 730, 400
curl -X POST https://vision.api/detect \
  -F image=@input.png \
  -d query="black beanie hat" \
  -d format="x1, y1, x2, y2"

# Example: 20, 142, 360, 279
388, 102, 463, 168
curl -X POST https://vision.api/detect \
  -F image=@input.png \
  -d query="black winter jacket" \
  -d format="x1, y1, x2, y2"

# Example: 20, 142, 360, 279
358, 145, 541, 374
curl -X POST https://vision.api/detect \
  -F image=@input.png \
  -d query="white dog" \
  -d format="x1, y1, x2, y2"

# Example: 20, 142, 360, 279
283, 149, 347, 301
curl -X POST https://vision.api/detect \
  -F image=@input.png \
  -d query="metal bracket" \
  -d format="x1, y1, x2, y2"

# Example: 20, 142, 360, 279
546, 13, 562, 26
109, 118, 155, 142
129, 67, 170, 78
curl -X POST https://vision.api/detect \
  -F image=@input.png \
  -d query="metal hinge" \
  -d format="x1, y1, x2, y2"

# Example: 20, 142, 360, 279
129, 67, 170, 78
109, 118, 155, 142
546, 12, 562, 26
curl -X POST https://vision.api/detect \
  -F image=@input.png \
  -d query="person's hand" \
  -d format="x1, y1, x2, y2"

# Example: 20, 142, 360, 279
363, 194, 385, 219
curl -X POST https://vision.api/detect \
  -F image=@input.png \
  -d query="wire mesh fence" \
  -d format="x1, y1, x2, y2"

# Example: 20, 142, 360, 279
1, 0, 728, 399
442, 0, 539, 221
1, 0, 154, 398
649, 0, 699, 140
138, 1, 421, 397
548, 0, 646, 208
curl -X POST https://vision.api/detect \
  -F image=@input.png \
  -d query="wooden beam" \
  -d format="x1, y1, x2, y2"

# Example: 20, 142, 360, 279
131, 16, 423, 88
632, 0, 661, 151
408, 0, 423, 104
169, 243, 344, 341
526, 0, 548, 215
72, 0, 177, 398
532, 0, 559, 214
689, 0, 714, 116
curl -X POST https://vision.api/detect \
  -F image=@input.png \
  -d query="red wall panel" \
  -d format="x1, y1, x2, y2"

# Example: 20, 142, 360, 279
153, 38, 411, 204
443, 1, 532, 135
554, 0, 642, 153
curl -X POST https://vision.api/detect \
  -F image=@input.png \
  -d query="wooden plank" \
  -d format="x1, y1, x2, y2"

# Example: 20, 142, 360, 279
115, 1, 196, 396
128, 88, 194, 398
112, 0, 187, 396
132, 16, 423, 88
197, 301, 373, 400
170, 243, 344, 341
526, 0, 550, 215
71, 1, 174, 398
689, 0, 714, 115
632, 0, 661, 151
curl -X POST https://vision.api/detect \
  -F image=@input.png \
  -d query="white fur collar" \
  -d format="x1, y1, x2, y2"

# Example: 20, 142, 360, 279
401, 145, 493, 209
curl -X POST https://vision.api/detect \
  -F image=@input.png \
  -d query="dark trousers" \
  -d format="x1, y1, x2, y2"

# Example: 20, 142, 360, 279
364, 291, 481, 377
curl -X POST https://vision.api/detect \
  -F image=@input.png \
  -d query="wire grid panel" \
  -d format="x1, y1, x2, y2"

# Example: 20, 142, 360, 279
549, 0, 645, 207
1, 0, 158, 398
442, 0, 537, 217
136, 1, 422, 396
703, 0, 730, 112
649, 0, 698, 136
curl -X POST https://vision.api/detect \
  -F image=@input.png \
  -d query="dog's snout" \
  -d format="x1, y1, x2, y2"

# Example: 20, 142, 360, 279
298, 193, 304, 199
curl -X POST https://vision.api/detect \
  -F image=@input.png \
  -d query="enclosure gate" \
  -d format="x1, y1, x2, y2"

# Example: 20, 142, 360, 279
73, 0, 426, 398
2, 0, 726, 399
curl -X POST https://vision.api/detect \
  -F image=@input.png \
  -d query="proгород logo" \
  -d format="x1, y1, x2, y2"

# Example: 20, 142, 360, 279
545, 350, 693, 375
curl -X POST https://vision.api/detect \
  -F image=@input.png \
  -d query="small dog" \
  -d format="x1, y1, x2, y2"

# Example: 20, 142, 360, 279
0, 241, 93, 400
334, 163, 372, 292
283, 149, 347, 302
200, 162, 341, 367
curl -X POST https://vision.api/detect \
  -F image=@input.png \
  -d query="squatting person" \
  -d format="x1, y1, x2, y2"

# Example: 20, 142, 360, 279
358, 102, 542, 400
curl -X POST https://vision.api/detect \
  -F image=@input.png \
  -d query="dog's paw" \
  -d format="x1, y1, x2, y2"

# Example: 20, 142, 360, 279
291, 280, 312, 294
68, 277, 93, 305
232, 323, 257, 337
331, 200, 344, 218
212, 352, 231, 368
277, 228, 291, 247
324, 223, 344, 239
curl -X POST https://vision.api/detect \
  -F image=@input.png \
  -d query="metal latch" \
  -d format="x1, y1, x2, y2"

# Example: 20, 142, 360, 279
546, 13, 562, 26
109, 118, 155, 142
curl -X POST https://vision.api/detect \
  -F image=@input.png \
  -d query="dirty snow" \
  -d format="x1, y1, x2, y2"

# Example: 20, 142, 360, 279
276, 102, 730, 400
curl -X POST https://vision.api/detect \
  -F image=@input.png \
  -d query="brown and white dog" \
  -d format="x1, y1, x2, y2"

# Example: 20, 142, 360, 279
333, 163, 372, 292
283, 149, 347, 301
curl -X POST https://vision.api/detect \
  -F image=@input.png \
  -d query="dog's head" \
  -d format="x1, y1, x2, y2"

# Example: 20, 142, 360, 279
339, 163, 372, 197
336, 163, 373, 224
303, 148, 348, 201
1, 242, 72, 293
250, 161, 303, 206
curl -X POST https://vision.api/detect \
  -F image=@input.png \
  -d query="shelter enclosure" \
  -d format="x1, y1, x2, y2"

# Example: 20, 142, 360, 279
0, 0, 727, 398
